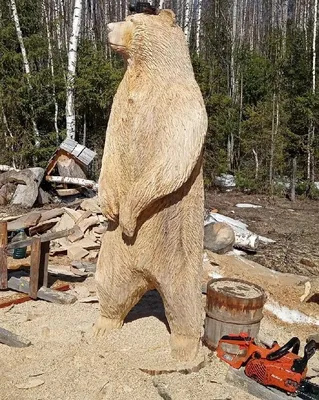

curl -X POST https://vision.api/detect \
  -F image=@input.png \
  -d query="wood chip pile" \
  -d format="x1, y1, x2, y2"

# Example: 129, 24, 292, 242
5, 196, 106, 262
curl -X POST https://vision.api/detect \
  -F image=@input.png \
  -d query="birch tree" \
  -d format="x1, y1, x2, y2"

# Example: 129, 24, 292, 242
66, 0, 83, 140
310, 0, 318, 181
43, 0, 59, 145
9, 0, 40, 148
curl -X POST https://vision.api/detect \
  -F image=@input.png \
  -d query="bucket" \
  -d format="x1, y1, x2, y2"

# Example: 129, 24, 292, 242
203, 278, 266, 353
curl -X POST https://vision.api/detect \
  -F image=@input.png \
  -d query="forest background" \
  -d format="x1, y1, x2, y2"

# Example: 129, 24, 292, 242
0, 0, 318, 197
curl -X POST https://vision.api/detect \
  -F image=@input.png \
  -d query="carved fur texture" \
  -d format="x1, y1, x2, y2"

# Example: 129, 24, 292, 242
95, 9, 208, 362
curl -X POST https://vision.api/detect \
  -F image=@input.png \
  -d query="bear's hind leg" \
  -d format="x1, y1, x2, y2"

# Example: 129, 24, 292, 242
94, 225, 149, 337
94, 277, 149, 337
159, 272, 203, 362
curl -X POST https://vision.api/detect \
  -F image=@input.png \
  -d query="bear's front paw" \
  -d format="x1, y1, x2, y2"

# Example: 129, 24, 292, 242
119, 208, 137, 237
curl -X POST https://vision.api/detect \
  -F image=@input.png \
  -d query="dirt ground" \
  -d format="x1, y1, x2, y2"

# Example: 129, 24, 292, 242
0, 191, 318, 400
206, 190, 319, 276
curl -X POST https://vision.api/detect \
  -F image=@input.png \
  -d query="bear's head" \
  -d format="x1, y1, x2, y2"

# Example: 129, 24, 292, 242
107, 9, 190, 71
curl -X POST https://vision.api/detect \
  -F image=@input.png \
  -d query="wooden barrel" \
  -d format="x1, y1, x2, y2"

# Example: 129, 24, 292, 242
203, 278, 266, 353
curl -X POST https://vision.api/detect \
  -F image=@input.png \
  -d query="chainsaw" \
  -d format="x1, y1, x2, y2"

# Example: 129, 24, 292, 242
216, 332, 319, 399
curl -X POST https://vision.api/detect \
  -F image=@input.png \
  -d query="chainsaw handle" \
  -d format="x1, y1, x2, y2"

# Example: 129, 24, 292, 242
266, 337, 300, 361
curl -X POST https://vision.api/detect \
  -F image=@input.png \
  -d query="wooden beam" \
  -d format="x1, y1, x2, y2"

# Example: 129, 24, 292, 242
0, 221, 8, 290
29, 237, 41, 299
0, 327, 31, 348
40, 241, 50, 287
7, 227, 75, 250
56, 188, 81, 197
7, 277, 77, 304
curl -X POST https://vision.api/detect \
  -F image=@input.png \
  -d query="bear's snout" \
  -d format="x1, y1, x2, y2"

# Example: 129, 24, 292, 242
107, 23, 115, 33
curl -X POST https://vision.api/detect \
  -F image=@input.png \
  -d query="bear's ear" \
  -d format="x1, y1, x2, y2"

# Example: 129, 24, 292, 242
158, 9, 176, 26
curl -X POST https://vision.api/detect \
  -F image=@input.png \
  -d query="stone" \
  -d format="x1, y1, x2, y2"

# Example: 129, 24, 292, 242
11, 167, 45, 208
37, 188, 50, 205
204, 222, 235, 254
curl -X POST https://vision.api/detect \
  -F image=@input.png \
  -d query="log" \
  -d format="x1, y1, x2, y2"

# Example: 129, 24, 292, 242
46, 175, 98, 191
205, 213, 259, 251
56, 154, 87, 179
0, 222, 8, 289
0, 165, 19, 172
7, 276, 77, 304
11, 168, 44, 208
56, 188, 81, 197
29, 237, 41, 299
0, 327, 31, 348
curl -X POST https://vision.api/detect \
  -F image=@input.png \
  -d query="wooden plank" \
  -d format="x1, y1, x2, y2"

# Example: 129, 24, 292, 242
29, 237, 41, 299
7, 277, 77, 304
0, 327, 31, 348
7, 227, 75, 250
71, 143, 86, 158
77, 148, 96, 165
56, 188, 81, 197
0, 221, 8, 289
29, 217, 60, 236
226, 366, 303, 400
7, 211, 41, 232
39, 208, 65, 223
0, 214, 24, 222
39, 241, 50, 287
60, 138, 77, 153
0, 281, 70, 308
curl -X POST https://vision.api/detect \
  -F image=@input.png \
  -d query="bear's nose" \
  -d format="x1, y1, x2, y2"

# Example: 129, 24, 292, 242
107, 23, 115, 33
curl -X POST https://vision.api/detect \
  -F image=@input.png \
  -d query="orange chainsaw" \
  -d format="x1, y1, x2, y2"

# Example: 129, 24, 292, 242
216, 332, 319, 399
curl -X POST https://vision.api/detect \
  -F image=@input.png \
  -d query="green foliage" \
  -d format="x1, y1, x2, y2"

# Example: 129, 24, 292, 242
0, 0, 318, 200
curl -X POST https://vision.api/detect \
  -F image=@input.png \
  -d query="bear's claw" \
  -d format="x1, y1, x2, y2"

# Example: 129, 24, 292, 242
93, 315, 123, 337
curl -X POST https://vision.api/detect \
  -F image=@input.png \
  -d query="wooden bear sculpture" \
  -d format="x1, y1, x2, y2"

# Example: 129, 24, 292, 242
95, 9, 208, 362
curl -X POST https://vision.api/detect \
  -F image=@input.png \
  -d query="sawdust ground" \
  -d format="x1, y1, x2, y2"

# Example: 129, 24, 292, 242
0, 276, 318, 400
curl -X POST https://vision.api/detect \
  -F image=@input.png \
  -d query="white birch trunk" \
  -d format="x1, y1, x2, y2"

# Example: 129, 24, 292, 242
252, 149, 259, 180
230, 0, 238, 99
183, 0, 192, 44
9, 0, 40, 149
159, 0, 165, 8
43, 0, 59, 145
195, 0, 202, 55
310, 0, 318, 181
66, 0, 83, 140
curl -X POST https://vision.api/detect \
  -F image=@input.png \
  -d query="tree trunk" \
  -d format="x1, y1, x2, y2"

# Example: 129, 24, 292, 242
290, 157, 297, 202
43, 0, 59, 146
66, 0, 83, 141
269, 93, 279, 194
9, 0, 40, 149
252, 149, 259, 180
1, 108, 16, 169
310, 0, 318, 181
83, 113, 87, 146
183, 0, 192, 44
195, 0, 202, 55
